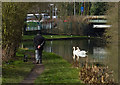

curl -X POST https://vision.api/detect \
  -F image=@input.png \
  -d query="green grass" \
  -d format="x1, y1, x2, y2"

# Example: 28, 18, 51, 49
22, 35, 91, 40
2, 49, 35, 84
2, 49, 84, 84
35, 52, 83, 84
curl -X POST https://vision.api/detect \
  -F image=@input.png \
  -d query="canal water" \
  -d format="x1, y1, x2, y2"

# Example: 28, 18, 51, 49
22, 38, 108, 63
22, 38, 118, 82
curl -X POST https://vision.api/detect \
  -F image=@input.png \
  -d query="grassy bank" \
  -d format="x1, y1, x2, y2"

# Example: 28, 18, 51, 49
35, 52, 83, 84
23, 35, 93, 41
2, 49, 35, 84
2, 49, 84, 84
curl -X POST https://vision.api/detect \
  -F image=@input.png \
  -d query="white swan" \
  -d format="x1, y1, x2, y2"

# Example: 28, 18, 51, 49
77, 47, 87, 57
73, 47, 88, 61
77, 47, 87, 55
72, 47, 77, 60
76, 47, 80, 52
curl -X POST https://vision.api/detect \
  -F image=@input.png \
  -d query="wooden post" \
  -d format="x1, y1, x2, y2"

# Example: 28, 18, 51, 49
85, 56, 88, 68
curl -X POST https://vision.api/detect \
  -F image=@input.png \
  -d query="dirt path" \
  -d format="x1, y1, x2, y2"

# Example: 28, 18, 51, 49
19, 53, 45, 84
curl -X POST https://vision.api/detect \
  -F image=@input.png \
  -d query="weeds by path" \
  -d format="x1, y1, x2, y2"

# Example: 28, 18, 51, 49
2, 49, 35, 84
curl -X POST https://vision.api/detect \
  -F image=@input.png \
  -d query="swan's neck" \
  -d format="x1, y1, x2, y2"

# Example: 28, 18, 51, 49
77, 48, 80, 51
73, 48, 75, 51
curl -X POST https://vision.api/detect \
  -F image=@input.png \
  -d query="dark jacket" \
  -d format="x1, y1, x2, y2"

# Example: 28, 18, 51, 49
33, 34, 45, 50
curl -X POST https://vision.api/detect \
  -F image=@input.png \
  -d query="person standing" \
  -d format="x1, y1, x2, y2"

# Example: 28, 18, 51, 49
33, 31, 45, 64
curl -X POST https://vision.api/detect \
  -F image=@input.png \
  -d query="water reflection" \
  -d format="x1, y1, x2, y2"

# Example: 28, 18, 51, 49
21, 38, 118, 82
22, 38, 107, 63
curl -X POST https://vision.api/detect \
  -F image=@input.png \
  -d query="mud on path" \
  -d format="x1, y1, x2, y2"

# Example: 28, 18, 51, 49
19, 52, 45, 84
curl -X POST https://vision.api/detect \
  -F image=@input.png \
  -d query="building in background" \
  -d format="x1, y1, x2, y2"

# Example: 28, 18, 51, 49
26, 4, 58, 31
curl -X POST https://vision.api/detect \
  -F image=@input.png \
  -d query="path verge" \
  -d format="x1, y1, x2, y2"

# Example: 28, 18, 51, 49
35, 52, 82, 84
20, 64, 44, 84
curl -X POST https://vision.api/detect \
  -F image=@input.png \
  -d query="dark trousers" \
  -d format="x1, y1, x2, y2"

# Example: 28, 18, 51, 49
35, 50, 42, 63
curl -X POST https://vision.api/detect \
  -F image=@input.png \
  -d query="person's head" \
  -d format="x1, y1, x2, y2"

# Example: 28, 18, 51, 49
37, 31, 42, 35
